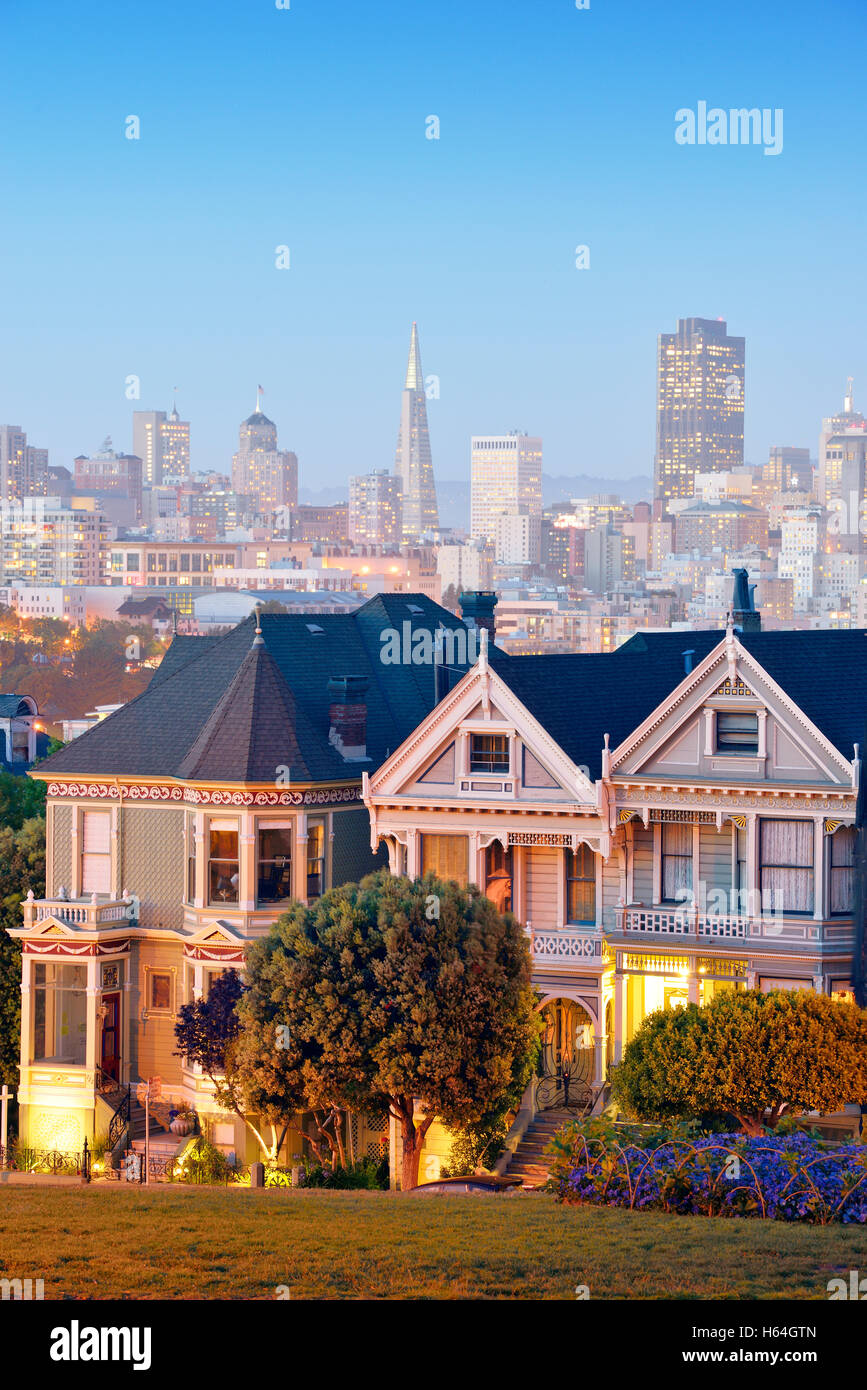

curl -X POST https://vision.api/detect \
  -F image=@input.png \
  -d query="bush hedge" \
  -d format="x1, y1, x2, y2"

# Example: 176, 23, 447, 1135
550, 1118, 867, 1223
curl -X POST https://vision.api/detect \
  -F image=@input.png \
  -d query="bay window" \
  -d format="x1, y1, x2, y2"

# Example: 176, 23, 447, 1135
830, 826, 855, 915
186, 815, 196, 904
484, 842, 512, 912
760, 819, 813, 915
661, 822, 693, 903
32, 962, 87, 1065
306, 818, 325, 900
258, 824, 294, 905
420, 833, 468, 886
566, 843, 596, 923
208, 820, 239, 904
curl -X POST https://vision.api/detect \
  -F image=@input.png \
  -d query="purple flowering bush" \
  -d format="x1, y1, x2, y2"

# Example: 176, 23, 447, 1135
549, 1119, 867, 1223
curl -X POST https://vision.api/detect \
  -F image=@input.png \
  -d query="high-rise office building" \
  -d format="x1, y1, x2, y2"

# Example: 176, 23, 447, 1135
231, 392, 298, 515
133, 410, 165, 487
161, 401, 191, 479
393, 322, 438, 539
766, 446, 811, 494
74, 438, 143, 521
133, 400, 191, 486
470, 432, 543, 561
818, 380, 867, 528
654, 317, 745, 508
348, 470, 402, 545
0, 424, 49, 501
0, 496, 104, 584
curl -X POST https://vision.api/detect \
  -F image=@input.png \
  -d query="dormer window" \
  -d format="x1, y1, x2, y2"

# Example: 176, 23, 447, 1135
716, 710, 759, 754
470, 733, 509, 774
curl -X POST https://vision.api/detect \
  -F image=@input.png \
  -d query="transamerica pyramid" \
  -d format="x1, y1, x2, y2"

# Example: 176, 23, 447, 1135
393, 322, 439, 538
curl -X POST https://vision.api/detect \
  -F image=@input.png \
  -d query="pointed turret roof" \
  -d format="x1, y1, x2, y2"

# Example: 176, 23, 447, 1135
176, 629, 339, 783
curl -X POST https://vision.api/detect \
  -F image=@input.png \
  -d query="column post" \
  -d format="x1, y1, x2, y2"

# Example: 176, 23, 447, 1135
294, 813, 308, 902
85, 955, 100, 1074
813, 818, 825, 921
613, 969, 629, 1063
746, 813, 759, 915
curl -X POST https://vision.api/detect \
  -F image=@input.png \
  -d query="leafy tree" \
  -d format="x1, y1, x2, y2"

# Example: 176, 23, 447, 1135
0, 817, 46, 1091
239, 869, 539, 1189
174, 969, 302, 1162
612, 989, 867, 1136
0, 768, 46, 829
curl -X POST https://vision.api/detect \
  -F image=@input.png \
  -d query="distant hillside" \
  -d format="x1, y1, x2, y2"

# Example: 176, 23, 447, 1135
435, 474, 653, 531
300, 473, 653, 532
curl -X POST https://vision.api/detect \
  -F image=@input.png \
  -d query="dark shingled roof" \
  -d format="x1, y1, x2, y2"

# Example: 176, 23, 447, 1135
490, 628, 867, 779
619, 627, 867, 766
176, 636, 344, 783
38, 594, 481, 784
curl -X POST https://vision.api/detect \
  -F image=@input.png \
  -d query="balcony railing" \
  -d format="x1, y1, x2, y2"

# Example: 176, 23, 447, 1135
615, 905, 853, 946
529, 926, 603, 965
23, 895, 134, 929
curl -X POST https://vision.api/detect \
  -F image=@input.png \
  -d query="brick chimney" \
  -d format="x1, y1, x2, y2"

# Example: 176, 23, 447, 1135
731, 567, 761, 633
458, 590, 497, 643
327, 676, 369, 761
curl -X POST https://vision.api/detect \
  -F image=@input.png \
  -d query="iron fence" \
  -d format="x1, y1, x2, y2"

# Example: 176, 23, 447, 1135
0, 1139, 91, 1180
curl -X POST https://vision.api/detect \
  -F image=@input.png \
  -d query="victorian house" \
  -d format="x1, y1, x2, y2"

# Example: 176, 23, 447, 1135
364, 614, 864, 1177
10, 594, 477, 1163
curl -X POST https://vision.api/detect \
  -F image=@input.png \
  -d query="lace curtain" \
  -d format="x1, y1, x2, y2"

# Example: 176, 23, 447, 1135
760, 819, 813, 914
830, 826, 855, 914
662, 822, 693, 901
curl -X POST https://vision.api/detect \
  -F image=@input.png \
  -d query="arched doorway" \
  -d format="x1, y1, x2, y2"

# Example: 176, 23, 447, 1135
536, 998, 594, 1112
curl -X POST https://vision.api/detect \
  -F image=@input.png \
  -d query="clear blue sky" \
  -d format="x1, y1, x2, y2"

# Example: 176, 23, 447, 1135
1, 0, 864, 487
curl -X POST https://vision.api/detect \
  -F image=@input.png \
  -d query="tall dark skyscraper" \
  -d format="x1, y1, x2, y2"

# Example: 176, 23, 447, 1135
394, 322, 439, 538
654, 317, 745, 509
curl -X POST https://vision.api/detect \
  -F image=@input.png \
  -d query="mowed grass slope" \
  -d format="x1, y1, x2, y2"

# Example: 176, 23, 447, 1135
1, 1186, 864, 1300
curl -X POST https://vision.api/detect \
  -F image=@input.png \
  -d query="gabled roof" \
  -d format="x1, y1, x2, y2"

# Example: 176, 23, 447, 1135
617, 627, 867, 765
490, 627, 867, 780
488, 646, 712, 781
36, 594, 481, 784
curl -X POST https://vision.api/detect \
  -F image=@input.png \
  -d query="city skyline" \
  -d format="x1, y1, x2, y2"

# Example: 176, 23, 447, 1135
1, 0, 865, 485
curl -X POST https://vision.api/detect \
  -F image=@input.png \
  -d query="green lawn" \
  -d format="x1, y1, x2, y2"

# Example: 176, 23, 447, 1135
0, 1185, 863, 1299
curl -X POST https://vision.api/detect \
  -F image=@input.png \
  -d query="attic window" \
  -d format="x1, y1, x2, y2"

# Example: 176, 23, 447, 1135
716, 711, 759, 754
470, 733, 510, 774
406, 604, 423, 614
305, 623, 324, 635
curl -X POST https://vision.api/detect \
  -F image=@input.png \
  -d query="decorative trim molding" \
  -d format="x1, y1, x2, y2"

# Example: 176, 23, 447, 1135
46, 781, 361, 807
24, 937, 131, 957
617, 787, 848, 812
508, 831, 575, 848
184, 944, 246, 963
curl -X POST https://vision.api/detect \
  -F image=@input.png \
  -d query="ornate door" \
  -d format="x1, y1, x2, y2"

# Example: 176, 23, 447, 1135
536, 999, 594, 1112
100, 993, 120, 1080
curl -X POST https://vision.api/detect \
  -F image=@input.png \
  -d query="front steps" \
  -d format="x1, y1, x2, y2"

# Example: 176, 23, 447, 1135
502, 1110, 573, 1187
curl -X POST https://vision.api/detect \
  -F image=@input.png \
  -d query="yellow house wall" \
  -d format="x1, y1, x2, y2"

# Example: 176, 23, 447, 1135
133, 938, 185, 1093
417, 1119, 454, 1184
